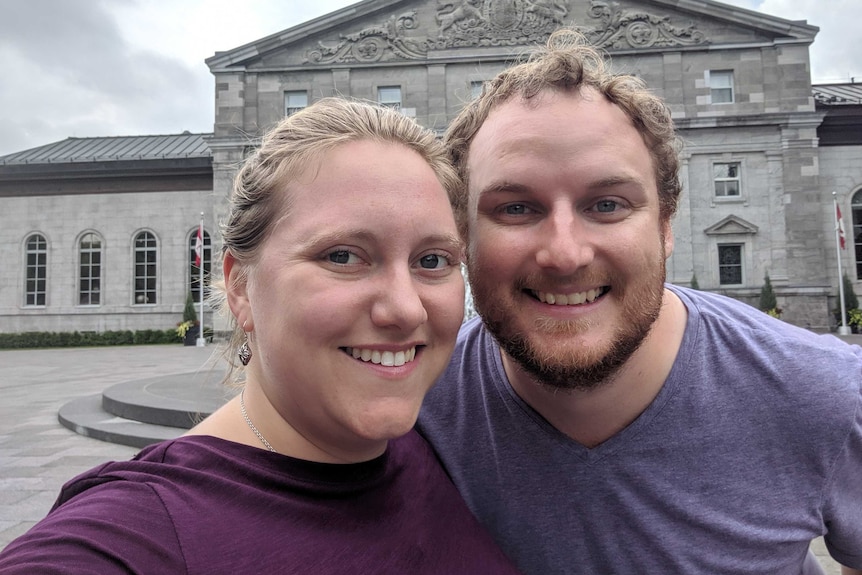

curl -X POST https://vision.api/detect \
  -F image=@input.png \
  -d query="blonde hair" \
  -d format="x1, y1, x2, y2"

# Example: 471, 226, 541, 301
446, 28, 682, 235
211, 97, 461, 380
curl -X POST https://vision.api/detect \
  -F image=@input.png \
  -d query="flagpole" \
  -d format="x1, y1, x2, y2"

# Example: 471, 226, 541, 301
196, 212, 206, 347
834, 192, 851, 335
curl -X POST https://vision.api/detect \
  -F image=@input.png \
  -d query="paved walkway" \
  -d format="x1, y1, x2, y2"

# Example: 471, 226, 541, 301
0, 345, 845, 572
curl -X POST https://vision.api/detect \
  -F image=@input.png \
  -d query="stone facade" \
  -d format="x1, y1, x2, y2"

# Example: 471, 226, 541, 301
205, 0, 841, 328
0, 135, 215, 334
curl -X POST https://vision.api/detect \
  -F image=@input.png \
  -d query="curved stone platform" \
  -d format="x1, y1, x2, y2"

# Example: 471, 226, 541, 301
58, 368, 234, 448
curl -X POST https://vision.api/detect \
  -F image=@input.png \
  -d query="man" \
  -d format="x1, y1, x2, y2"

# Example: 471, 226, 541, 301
417, 29, 862, 574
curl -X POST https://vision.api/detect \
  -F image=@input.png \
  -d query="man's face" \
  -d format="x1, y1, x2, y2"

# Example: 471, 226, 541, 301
465, 88, 673, 391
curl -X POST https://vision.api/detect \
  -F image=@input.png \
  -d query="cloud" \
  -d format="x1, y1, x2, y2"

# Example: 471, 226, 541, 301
0, 0, 206, 155
751, 0, 862, 82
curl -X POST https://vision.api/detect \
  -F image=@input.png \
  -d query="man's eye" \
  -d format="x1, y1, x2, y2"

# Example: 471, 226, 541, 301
595, 200, 619, 213
419, 254, 450, 269
503, 204, 530, 215
328, 250, 359, 265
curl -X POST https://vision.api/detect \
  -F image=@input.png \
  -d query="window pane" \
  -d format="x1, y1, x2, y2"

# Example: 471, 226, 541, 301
713, 162, 741, 197
377, 86, 401, 109
710, 70, 734, 103
712, 88, 733, 104
718, 245, 742, 285
470, 81, 484, 100
134, 232, 157, 305
285, 91, 308, 116
24, 234, 47, 307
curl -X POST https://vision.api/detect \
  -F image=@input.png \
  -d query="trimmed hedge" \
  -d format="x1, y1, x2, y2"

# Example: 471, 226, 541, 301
0, 329, 178, 349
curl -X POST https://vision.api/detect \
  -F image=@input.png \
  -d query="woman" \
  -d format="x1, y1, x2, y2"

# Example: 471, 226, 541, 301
0, 99, 520, 574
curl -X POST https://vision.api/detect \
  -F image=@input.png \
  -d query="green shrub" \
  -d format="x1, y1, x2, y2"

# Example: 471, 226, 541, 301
0, 330, 177, 349
836, 273, 859, 325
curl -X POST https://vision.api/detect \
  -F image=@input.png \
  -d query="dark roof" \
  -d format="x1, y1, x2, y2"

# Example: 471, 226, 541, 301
0, 133, 212, 166
813, 82, 862, 106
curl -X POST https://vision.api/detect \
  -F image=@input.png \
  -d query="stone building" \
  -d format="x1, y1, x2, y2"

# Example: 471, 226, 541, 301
0, 134, 215, 333
2, 0, 861, 333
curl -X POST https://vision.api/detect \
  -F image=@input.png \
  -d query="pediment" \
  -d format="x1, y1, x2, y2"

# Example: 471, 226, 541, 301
206, 0, 818, 72
704, 214, 758, 236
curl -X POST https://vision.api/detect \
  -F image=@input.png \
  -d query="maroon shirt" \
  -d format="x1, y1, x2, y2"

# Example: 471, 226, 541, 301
0, 432, 520, 574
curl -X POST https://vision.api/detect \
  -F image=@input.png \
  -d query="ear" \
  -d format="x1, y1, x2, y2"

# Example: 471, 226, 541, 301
662, 220, 675, 259
223, 250, 253, 331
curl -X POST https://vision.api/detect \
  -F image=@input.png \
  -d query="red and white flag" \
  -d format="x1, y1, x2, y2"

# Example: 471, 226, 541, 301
837, 204, 846, 250
194, 227, 203, 266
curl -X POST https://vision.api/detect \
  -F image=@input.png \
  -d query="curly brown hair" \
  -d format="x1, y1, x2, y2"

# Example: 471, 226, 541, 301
445, 28, 682, 236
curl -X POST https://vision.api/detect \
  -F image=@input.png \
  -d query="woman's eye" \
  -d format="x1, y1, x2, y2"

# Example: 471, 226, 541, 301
328, 250, 359, 265
418, 254, 450, 269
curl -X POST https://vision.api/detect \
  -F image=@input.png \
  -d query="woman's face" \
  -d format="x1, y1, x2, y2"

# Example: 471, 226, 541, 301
228, 140, 464, 462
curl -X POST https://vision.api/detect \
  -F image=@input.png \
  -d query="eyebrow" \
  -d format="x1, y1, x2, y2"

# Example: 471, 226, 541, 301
476, 181, 532, 198
298, 228, 463, 252
477, 174, 646, 198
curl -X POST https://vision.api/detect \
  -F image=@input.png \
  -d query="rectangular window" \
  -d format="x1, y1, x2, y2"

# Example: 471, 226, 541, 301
470, 81, 484, 100
79, 234, 101, 306
377, 86, 401, 110
713, 162, 741, 197
25, 235, 47, 307
718, 244, 743, 285
284, 91, 308, 116
134, 232, 157, 305
709, 70, 734, 104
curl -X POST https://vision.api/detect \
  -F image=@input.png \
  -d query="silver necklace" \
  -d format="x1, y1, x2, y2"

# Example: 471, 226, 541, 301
239, 389, 277, 453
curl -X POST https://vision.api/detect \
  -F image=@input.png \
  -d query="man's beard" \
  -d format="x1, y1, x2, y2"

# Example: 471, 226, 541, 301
469, 255, 666, 392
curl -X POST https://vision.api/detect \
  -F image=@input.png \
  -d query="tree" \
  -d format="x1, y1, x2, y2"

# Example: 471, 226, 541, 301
182, 292, 198, 324
690, 273, 699, 290
758, 272, 777, 312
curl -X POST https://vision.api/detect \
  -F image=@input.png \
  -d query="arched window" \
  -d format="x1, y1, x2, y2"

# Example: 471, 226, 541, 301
78, 233, 102, 306
852, 189, 862, 279
24, 233, 47, 306
133, 231, 157, 304
188, 229, 212, 302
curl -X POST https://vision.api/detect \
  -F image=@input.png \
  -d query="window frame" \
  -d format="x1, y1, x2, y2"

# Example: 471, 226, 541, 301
133, 231, 158, 305
470, 80, 484, 100
717, 243, 744, 286
712, 161, 742, 199
284, 90, 308, 116
78, 232, 102, 307
24, 233, 48, 307
709, 70, 734, 104
377, 86, 402, 110
851, 189, 862, 280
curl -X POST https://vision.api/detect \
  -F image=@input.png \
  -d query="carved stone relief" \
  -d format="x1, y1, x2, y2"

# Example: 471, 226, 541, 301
583, 1, 707, 49
305, 12, 427, 64
430, 0, 569, 48
302, 0, 707, 64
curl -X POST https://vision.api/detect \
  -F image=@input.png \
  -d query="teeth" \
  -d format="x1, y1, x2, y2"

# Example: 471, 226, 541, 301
534, 288, 604, 306
348, 347, 416, 366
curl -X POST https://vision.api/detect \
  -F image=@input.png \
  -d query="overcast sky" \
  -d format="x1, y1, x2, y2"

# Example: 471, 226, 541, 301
0, 0, 858, 157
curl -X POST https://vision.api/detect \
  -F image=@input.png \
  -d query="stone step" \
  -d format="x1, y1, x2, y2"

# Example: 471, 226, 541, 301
58, 369, 232, 449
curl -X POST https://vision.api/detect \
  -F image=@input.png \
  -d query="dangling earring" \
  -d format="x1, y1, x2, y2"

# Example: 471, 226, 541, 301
238, 339, 252, 366
237, 340, 251, 365
238, 321, 252, 366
